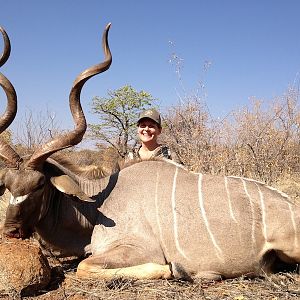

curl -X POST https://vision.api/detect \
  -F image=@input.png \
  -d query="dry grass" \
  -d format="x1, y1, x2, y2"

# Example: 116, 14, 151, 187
17, 269, 300, 300
61, 273, 300, 300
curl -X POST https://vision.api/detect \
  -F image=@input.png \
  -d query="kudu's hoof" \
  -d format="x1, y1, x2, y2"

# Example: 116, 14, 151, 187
170, 262, 193, 282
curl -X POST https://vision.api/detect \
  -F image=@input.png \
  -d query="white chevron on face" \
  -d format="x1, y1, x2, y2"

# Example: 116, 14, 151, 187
198, 173, 223, 261
10, 194, 28, 205
171, 167, 189, 260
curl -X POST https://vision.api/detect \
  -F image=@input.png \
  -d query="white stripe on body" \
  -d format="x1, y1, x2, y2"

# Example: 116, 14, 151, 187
241, 179, 257, 250
224, 176, 238, 223
198, 173, 223, 261
171, 167, 189, 260
230, 175, 290, 199
287, 202, 299, 248
154, 170, 170, 258
256, 183, 268, 241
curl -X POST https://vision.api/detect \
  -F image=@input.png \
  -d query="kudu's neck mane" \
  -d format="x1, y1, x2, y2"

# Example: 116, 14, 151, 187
45, 154, 110, 180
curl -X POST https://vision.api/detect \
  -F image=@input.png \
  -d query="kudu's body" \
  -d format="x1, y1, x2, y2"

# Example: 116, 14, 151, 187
78, 160, 300, 280
1, 25, 300, 281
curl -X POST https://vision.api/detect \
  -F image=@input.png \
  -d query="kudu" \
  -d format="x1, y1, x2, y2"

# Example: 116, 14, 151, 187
1, 25, 300, 281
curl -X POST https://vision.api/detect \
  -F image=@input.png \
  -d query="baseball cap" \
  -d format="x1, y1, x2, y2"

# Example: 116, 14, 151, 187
137, 108, 161, 126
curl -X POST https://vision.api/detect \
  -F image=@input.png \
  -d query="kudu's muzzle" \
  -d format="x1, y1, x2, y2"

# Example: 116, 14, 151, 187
3, 205, 34, 239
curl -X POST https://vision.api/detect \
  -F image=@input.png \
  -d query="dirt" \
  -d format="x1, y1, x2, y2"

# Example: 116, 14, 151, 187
0, 238, 51, 298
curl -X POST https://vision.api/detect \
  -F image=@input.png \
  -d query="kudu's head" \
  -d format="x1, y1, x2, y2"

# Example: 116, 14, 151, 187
0, 24, 112, 238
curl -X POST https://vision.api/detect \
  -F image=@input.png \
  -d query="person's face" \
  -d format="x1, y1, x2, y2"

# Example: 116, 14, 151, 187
138, 118, 161, 144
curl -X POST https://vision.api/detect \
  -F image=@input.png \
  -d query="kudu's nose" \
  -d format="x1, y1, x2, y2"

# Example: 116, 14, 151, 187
3, 219, 33, 239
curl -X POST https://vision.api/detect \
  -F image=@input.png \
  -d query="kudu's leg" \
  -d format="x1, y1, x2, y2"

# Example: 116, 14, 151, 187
76, 245, 172, 280
77, 259, 172, 280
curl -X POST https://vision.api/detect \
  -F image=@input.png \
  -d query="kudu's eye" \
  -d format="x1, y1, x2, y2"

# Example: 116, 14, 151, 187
32, 178, 46, 192
31, 182, 45, 193
26, 176, 46, 194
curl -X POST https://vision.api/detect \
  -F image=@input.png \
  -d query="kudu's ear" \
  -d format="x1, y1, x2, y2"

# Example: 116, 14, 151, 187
50, 175, 95, 202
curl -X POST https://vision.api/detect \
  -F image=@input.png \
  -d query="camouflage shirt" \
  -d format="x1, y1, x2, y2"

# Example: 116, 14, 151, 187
127, 145, 172, 161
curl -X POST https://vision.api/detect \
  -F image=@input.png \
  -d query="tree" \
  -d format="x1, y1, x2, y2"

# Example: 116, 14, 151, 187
89, 85, 156, 157
162, 97, 223, 172
13, 108, 61, 155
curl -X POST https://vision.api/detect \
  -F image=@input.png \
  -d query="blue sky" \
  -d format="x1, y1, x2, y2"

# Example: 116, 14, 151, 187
1, 1, 300, 132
